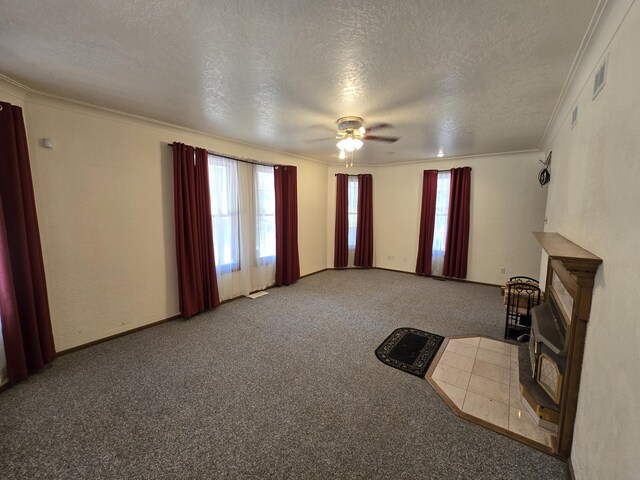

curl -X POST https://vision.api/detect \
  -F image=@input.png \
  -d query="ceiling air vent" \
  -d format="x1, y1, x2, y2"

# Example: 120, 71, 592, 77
593, 55, 608, 99
571, 105, 578, 128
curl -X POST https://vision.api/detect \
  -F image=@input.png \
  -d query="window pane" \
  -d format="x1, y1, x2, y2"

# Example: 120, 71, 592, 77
255, 165, 276, 260
429, 171, 451, 276
432, 171, 451, 254
348, 176, 358, 249
208, 155, 240, 271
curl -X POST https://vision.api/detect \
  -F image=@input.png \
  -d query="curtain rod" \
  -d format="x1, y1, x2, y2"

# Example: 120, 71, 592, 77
334, 167, 472, 176
168, 143, 277, 168
424, 167, 473, 172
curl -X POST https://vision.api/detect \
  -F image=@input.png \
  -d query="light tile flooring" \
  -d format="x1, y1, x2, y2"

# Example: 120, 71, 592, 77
427, 336, 555, 448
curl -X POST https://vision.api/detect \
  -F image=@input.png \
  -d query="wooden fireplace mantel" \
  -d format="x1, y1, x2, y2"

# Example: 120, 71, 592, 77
533, 232, 602, 276
530, 232, 602, 458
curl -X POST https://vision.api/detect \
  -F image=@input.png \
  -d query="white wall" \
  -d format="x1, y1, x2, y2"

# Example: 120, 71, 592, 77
539, 1, 639, 478
0, 82, 326, 352
0, 78, 28, 386
327, 152, 547, 285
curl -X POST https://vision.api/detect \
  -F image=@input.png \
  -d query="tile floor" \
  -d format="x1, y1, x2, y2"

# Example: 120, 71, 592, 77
427, 336, 555, 448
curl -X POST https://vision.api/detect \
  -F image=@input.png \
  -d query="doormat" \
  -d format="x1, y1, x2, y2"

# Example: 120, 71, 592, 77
375, 327, 445, 377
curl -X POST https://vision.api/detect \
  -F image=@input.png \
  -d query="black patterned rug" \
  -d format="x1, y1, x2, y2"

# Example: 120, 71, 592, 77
375, 328, 445, 377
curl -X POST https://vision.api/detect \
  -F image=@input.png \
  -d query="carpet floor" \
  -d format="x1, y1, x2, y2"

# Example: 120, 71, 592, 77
0, 269, 567, 479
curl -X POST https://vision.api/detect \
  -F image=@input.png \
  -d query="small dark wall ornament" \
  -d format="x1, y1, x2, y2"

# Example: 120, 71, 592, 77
539, 151, 552, 187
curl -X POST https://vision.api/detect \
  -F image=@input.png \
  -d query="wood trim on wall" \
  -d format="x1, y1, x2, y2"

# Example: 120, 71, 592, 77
55, 268, 329, 356
350, 266, 503, 288
56, 314, 182, 355
300, 268, 328, 279
54, 267, 494, 360
567, 456, 576, 480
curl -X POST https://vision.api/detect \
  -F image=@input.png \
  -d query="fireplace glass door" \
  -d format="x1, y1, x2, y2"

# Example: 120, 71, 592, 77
537, 353, 563, 404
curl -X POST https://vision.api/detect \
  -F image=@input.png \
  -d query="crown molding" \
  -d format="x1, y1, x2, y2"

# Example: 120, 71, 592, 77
540, 0, 636, 148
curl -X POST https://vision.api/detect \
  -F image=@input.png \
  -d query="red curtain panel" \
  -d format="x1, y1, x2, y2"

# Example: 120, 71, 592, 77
172, 143, 220, 318
334, 174, 349, 268
443, 167, 472, 279
415, 170, 439, 275
0, 102, 56, 383
354, 174, 373, 267
274, 165, 300, 286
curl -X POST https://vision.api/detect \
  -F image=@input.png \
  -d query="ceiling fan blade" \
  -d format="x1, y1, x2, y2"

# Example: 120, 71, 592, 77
303, 136, 336, 144
365, 122, 394, 133
364, 135, 400, 143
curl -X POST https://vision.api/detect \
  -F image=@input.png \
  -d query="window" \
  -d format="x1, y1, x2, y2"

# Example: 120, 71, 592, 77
431, 170, 451, 276
208, 155, 240, 272
347, 176, 359, 251
208, 154, 276, 300
254, 165, 276, 261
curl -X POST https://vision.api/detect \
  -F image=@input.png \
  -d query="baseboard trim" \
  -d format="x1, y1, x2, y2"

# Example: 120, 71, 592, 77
56, 314, 181, 356
0, 379, 10, 393
371, 266, 502, 288
54, 266, 498, 357
567, 457, 576, 480
56, 268, 330, 356
300, 268, 328, 279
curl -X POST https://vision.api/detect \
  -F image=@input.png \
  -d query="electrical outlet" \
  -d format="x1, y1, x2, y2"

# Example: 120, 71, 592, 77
500, 268, 506, 274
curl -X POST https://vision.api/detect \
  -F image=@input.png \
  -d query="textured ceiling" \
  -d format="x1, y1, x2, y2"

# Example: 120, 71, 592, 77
0, 0, 599, 165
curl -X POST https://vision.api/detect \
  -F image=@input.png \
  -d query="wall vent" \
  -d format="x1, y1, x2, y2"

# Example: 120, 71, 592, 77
592, 55, 608, 99
571, 105, 578, 128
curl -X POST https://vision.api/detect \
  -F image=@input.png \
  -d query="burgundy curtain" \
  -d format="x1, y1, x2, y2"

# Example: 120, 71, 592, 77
173, 143, 219, 318
0, 102, 56, 383
354, 174, 373, 267
443, 167, 472, 278
415, 170, 439, 275
334, 174, 349, 268
274, 165, 300, 286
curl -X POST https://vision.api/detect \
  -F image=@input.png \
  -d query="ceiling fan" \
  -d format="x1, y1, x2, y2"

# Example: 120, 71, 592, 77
306, 116, 400, 165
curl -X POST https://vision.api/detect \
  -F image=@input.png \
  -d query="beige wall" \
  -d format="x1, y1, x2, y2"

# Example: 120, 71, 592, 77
540, 1, 639, 478
327, 152, 547, 285
0, 76, 26, 106
1, 85, 326, 352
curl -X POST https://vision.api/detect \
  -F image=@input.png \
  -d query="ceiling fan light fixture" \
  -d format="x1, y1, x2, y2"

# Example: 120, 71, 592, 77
339, 149, 346, 160
437, 151, 445, 157
336, 136, 363, 152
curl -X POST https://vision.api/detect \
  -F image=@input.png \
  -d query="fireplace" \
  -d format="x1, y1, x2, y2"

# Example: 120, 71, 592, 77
519, 232, 602, 457
520, 300, 567, 432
